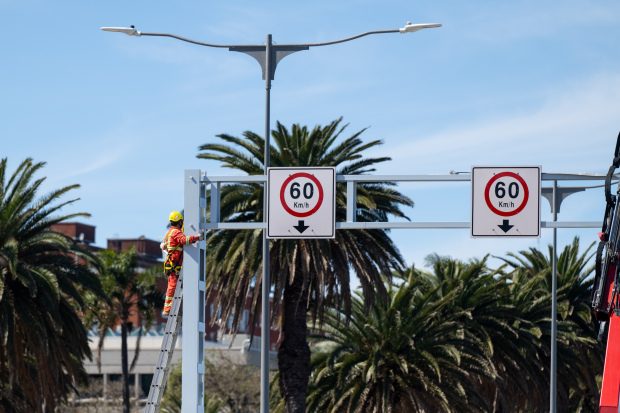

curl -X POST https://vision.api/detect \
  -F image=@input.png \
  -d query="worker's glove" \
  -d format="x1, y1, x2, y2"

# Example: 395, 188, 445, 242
160, 242, 166, 250
198, 231, 205, 241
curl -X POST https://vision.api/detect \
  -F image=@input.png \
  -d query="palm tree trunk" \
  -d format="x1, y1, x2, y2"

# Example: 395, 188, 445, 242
121, 318, 130, 413
277, 271, 311, 413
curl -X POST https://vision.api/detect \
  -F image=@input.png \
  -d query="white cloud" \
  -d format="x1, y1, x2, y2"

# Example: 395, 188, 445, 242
43, 128, 136, 185
53, 152, 123, 181
378, 73, 620, 174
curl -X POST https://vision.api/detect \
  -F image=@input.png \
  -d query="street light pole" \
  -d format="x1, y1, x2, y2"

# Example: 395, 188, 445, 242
541, 181, 599, 413
551, 180, 557, 413
261, 33, 272, 413
101, 22, 441, 413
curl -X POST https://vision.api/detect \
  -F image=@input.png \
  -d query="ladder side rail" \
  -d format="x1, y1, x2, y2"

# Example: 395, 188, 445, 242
153, 288, 184, 412
144, 272, 184, 413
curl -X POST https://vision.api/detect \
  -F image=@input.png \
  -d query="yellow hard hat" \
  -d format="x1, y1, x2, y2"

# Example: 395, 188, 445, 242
169, 211, 183, 222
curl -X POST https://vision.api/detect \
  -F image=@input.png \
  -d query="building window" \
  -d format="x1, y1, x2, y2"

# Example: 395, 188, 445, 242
209, 303, 213, 318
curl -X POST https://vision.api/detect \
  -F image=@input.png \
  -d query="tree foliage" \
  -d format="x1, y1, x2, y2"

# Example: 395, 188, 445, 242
81, 248, 163, 413
301, 237, 603, 413
0, 158, 104, 412
198, 118, 413, 333
497, 238, 602, 412
162, 356, 261, 413
304, 271, 494, 412
197, 118, 413, 412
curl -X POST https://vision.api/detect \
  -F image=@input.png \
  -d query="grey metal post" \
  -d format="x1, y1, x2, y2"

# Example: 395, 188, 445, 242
135, 373, 140, 407
103, 373, 108, 403
182, 169, 206, 413
260, 33, 272, 413
346, 181, 357, 222
550, 180, 558, 413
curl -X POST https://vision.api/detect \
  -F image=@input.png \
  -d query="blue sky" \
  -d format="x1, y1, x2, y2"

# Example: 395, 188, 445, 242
2, 0, 620, 270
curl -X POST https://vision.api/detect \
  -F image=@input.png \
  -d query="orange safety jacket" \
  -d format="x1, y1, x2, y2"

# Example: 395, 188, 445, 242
163, 227, 199, 273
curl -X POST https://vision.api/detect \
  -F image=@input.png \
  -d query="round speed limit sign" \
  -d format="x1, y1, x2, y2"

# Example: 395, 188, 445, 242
280, 173, 324, 217
471, 166, 541, 238
484, 172, 530, 217
267, 167, 336, 239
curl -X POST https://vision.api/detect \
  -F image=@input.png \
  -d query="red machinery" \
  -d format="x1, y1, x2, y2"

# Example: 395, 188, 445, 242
595, 248, 620, 412
592, 133, 620, 412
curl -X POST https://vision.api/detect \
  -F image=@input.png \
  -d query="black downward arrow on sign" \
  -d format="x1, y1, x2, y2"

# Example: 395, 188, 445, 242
497, 220, 514, 233
293, 220, 310, 234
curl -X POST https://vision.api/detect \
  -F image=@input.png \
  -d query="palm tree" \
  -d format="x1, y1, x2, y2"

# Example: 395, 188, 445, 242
498, 237, 602, 412
291, 242, 599, 413
0, 158, 104, 412
419, 248, 600, 412
416, 254, 551, 412
197, 118, 414, 412
300, 269, 494, 413
82, 247, 163, 413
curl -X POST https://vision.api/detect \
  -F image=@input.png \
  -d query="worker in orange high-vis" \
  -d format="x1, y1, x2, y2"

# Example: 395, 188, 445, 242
160, 211, 203, 316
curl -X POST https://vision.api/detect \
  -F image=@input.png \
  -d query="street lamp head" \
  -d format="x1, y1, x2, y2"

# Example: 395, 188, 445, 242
101, 26, 141, 37
399, 22, 442, 34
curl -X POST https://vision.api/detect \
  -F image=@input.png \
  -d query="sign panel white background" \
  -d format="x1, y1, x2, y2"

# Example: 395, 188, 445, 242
267, 167, 335, 239
471, 166, 541, 238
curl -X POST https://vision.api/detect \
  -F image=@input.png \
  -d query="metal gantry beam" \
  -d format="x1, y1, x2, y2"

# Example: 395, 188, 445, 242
202, 172, 609, 230
201, 172, 619, 183
199, 221, 604, 230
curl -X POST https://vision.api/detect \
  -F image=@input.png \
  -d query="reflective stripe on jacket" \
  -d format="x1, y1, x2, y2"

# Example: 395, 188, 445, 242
163, 227, 199, 269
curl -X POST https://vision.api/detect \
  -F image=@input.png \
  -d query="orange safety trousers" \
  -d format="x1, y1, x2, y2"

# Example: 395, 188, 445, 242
164, 271, 180, 312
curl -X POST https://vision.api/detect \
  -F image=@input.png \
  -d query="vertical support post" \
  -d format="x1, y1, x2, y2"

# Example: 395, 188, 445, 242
103, 373, 108, 403
183, 169, 206, 413
346, 181, 357, 222
135, 373, 140, 406
260, 33, 272, 413
210, 182, 220, 224
550, 180, 557, 413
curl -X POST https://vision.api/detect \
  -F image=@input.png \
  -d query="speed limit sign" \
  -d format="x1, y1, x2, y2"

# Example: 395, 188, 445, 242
266, 167, 336, 239
471, 166, 541, 238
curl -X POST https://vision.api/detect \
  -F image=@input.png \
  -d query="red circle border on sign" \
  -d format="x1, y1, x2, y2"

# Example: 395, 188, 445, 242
484, 172, 529, 217
280, 173, 324, 218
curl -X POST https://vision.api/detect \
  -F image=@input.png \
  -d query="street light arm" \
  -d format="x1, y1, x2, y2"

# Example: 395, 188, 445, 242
281, 23, 441, 47
132, 30, 406, 48
281, 29, 399, 47
103, 22, 441, 49
139, 32, 241, 48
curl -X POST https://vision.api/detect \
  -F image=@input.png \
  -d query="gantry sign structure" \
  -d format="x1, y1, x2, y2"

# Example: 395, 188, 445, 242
144, 169, 608, 413
175, 170, 603, 413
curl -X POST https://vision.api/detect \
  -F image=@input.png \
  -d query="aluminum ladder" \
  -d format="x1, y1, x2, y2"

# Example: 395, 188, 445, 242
144, 273, 183, 413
